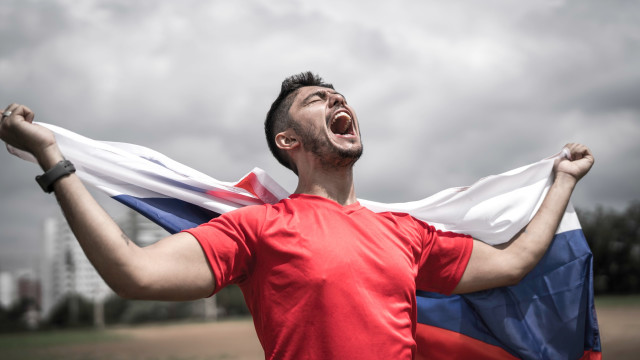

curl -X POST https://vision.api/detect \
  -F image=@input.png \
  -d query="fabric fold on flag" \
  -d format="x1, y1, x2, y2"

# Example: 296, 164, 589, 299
10, 122, 601, 359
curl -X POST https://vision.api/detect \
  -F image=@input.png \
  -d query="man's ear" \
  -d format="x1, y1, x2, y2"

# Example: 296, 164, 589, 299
275, 129, 300, 151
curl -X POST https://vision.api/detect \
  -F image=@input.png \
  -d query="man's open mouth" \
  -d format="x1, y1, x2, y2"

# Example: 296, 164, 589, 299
330, 111, 354, 136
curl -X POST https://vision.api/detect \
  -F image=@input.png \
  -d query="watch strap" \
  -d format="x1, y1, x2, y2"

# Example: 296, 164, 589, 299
36, 160, 76, 193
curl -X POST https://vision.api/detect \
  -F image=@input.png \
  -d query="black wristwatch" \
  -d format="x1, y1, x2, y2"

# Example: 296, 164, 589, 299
36, 160, 76, 193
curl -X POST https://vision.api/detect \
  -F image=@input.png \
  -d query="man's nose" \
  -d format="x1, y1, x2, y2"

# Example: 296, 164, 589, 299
328, 93, 345, 108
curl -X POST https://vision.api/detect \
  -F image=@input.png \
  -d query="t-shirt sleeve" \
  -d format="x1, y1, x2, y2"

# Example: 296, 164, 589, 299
415, 221, 473, 295
182, 205, 264, 296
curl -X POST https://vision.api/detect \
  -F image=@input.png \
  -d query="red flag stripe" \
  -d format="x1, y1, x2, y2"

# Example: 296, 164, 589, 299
415, 323, 518, 360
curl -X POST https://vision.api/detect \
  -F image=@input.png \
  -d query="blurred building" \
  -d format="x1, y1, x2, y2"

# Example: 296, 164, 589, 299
0, 271, 16, 309
39, 210, 221, 324
0, 269, 41, 308
120, 210, 168, 248
16, 269, 40, 306
41, 217, 113, 318
15, 269, 41, 329
40, 210, 170, 318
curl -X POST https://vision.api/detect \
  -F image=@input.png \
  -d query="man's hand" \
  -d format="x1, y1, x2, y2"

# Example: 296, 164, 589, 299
0, 103, 61, 164
555, 143, 595, 184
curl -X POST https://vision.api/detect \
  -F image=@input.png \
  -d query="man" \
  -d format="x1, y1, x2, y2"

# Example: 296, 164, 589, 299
0, 72, 593, 359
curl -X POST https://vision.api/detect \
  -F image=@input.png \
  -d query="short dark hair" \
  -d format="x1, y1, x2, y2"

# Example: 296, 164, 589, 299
264, 71, 334, 173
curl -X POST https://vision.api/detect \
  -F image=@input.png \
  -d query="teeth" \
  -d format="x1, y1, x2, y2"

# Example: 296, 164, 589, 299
334, 111, 351, 121
342, 118, 351, 133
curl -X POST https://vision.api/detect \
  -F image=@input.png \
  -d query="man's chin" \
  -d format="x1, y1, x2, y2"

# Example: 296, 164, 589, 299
331, 145, 363, 168
303, 133, 363, 168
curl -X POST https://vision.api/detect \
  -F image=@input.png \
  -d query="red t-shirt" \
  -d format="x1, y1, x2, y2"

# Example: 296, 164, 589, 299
184, 194, 472, 360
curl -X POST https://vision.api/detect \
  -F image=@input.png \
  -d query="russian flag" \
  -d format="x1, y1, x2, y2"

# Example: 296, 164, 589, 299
11, 123, 601, 359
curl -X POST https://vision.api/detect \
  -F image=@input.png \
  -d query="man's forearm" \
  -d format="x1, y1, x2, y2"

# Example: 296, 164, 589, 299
505, 172, 577, 281
38, 145, 145, 295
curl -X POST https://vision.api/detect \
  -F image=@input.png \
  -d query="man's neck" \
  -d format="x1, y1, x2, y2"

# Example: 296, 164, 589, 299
293, 164, 357, 206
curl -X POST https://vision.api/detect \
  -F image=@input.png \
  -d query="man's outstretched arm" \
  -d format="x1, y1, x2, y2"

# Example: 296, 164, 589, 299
452, 143, 594, 294
0, 104, 215, 300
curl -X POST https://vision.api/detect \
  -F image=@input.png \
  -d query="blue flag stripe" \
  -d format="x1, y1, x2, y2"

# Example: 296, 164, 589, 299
113, 195, 220, 234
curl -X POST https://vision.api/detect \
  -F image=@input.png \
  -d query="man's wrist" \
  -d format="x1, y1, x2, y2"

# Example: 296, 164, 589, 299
36, 160, 76, 193
554, 172, 578, 189
35, 143, 65, 171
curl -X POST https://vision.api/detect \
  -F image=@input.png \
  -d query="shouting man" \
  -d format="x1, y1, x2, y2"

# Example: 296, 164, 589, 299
0, 72, 593, 359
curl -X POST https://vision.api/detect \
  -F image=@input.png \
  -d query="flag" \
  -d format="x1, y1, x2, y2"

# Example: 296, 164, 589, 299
10, 123, 601, 359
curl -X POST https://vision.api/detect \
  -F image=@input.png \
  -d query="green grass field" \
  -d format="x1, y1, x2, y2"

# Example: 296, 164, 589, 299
595, 294, 640, 307
0, 329, 127, 360
0, 329, 126, 349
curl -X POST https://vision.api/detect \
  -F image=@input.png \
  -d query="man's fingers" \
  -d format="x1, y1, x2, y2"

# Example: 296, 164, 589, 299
560, 143, 595, 182
20, 105, 35, 123
2, 104, 35, 124
3, 103, 17, 112
5, 103, 20, 115
563, 143, 593, 162
2, 103, 19, 122
12, 104, 33, 121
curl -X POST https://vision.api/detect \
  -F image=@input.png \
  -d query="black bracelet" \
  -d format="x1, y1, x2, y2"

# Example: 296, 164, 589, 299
36, 160, 76, 193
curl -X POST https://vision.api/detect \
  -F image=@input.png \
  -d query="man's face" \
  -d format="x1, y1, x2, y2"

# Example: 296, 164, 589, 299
287, 86, 363, 168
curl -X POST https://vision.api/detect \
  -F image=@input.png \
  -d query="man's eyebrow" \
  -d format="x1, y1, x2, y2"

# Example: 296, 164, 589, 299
302, 90, 347, 104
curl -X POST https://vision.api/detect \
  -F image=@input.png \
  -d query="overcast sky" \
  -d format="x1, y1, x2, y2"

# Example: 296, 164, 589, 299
1, 0, 639, 272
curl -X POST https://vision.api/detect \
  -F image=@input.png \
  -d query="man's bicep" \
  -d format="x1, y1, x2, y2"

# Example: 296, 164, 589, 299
136, 232, 216, 301
452, 238, 519, 294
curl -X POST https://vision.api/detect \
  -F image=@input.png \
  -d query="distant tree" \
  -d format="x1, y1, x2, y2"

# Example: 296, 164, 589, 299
0, 298, 37, 332
102, 285, 249, 325
578, 201, 640, 294
45, 294, 94, 328
215, 285, 250, 316
103, 295, 128, 324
